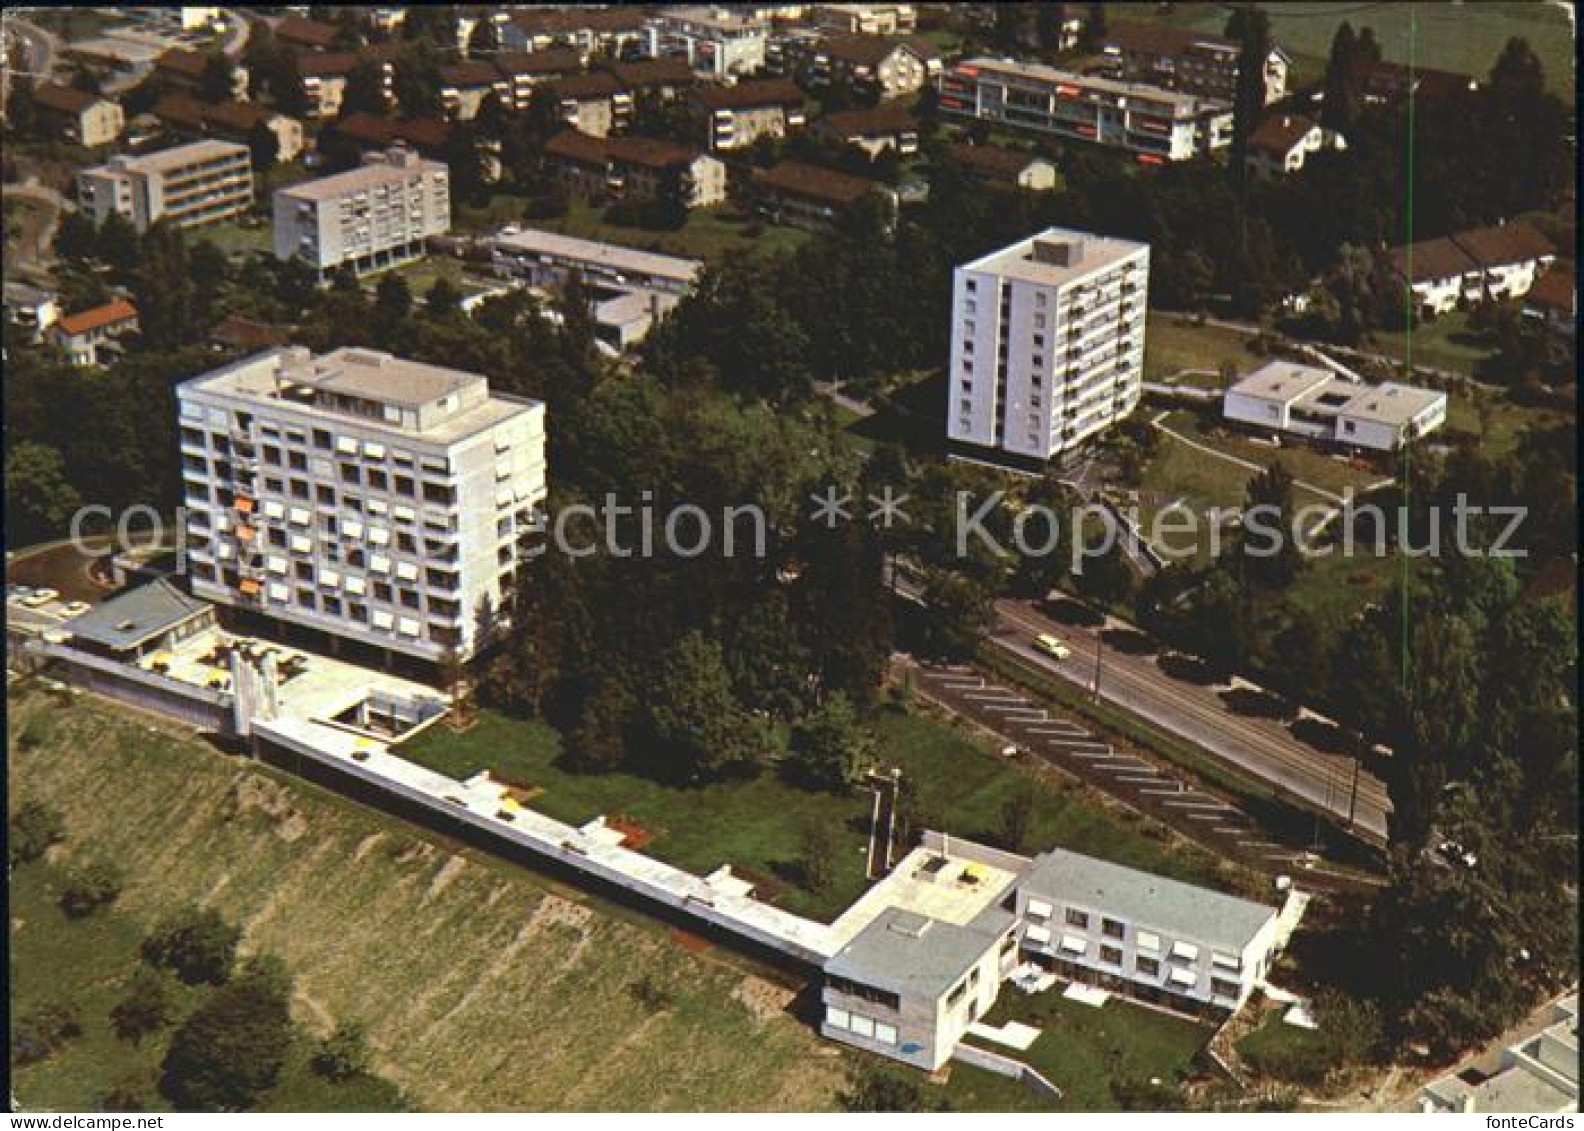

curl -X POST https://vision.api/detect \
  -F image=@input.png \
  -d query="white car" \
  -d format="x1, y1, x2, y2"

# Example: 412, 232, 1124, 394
59, 600, 91, 618
21, 587, 59, 608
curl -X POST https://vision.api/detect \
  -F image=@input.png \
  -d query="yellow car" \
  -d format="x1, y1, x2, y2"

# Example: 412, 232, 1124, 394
1034, 633, 1072, 661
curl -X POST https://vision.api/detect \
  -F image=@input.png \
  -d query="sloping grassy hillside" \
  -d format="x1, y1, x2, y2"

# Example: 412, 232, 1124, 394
7, 690, 844, 1112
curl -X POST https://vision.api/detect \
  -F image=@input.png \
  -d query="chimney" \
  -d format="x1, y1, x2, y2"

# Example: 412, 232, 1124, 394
1031, 238, 1085, 267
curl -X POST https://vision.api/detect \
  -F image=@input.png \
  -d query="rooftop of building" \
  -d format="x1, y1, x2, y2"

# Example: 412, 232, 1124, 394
274, 147, 446, 201
1335, 381, 1448, 427
812, 33, 910, 66
961, 226, 1148, 288
1101, 19, 1237, 57
275, 12, 341, 50
1249, 113, 1319, 155
824, 904, 1013, 998
441, 60, 502, 88
755, 160, 879, 205
1451, 221, 1555, 269
659, 6, 769, 32
550, 70, 625, 99
948, 141, 1050, 179
34, 81, 108, 114
822, 104, 917, 137
692, 77, 805, 110
95, 138, 251, 176
1225, 360, 1337, 405
1026, 848, 1277, 955
604, 56, 700, 88
509, 5, 652, 36
62, 579, 211, 653
329, 113, 451, 151
492, 226, 702, 283
181, 347, 539, 444
493, 48, 586, 77
952, 56, 1218, 113
828, 844, 1024, 948
1524, 265, 1576, 313
1389, 234, 1479, 283
1229, 362, 1446, 427
55, 298, 139, 337
292, 49, 362, 77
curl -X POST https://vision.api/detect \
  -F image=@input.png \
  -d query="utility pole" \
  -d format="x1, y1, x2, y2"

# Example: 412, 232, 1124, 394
1090, 631, 1103, 701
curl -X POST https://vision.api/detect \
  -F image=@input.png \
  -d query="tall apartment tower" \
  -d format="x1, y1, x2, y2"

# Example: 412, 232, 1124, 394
177, 347, 546, 666
946, 228, 1149, 470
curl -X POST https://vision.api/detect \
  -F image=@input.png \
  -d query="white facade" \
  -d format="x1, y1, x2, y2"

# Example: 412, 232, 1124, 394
646, 8, 768, 77
77, 140, 253, 233
272, 147, 451, 280
1224, 361, 1447, 453
948, 228, 1149, 467
177, 347, 547, 663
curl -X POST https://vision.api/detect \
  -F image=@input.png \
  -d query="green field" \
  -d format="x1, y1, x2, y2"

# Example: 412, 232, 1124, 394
457, 197, 812, 263
957, 991, 1213, 1111
7, 690, 846, 1112
1144, 314, 1267, 382
1145, 1, 1575, 95
1370, 311, 1498, 379
1443, 386, 1571, 459
396, 703, 1247, 921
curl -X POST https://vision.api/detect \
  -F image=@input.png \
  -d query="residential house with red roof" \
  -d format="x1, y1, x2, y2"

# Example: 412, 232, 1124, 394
1390, 221, 1556, 318
1245, 113, 1344, 180
33, 82, 124, 147
817, 104, 918, 157
690, 78, 806, 151
51, 299, 139, 367
752, 160, 893, 229
543, 131, 726, 208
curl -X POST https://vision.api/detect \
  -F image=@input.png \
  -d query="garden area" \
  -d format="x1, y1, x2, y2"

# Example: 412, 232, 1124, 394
1143, 314, 1266, 382
394, 700, 1244, 922
954, 989, 1215, 1110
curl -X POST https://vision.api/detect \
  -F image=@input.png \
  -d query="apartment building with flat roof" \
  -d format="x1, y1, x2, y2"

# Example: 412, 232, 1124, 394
177, 347, 546, 665
646, 7, 769, 77
947, 228, 1149, 470
939, 57, 1232, 163
272, 146, 451, 280
1098, 20, 1289, 106
77, 139, 253, 232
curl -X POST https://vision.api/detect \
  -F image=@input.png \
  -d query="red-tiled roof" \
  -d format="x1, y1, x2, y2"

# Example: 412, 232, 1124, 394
493, 48, 585, 78
816, 35, 906, 68
202, 99, 277, 134
34, 81, 102, 114
155, 46, 209, 78
822, 104, 916, 138
442, 61, 500, 89
1248, 114, 1317, 156
1104, 21, 1234, 57
544, 129, 703, 172
692, 78, 804, 111
275, 13, 340, 50
1451, 221, 1554, 269
605, 57, 699, 89
756, 160, 878, 206
1389, 236, 1478, 284
551, 71, 623, 99
544, 129, 611, 166
211, 314, 291, 349
948, 142, 1045, 181
1524, 267, 1575, 315
56, 298, 137, 337
292, 50, 362, 78
1362, 60, 1477, 102
510, 6, 650, 37
152, 91, 211, 131
331, 112, 451, 150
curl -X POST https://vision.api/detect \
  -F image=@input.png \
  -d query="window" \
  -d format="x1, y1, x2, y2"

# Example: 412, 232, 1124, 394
1065, 908, 1089, 929
1101, 918, 1125, 940
316, 485, 335, 505
826, 1006, 850, 1031
312, 429, 331, 450
964, 320, 975, 336
874, 1022, 897, 1046
1211, 977, 1240, 999
368, 469, 388, 490
965, 279, 977, 293
1136, 956, 1160, 976
1100, 944, 1123, 965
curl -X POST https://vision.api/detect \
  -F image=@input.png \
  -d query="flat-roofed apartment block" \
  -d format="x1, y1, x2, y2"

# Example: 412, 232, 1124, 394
272, 146, 450, 281
177, 347, 546, 664
77, 139, 253, 233
947, 228, 1149, 470
1017, 849, 1280, 1013
1224, 361, 1447, 453
939, 58, 1232, 163
645, 7, 769, 77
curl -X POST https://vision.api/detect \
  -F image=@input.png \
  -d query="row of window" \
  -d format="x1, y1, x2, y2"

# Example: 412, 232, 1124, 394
825, 1007, 898, 1047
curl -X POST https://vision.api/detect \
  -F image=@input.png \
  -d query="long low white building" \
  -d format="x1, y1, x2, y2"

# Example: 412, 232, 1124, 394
1223, 361, 1447, 453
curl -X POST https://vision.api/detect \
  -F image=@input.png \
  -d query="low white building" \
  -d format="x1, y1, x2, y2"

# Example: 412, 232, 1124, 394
1224, 361, 1447, 453
1419, 995, 1578, 1114
1391, 221, 1556, 319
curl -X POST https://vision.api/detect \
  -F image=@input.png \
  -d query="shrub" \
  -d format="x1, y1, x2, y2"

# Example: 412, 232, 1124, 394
159, 966, 293, 1111
311, 1021, 370, 1082
110, 971, 175, 1045
99, 1073, 155, 1113
628, 976, 675, 1015
142, 906, 241, 985
11, 1000, 82, 1065
61, 857, 124, 917
9, 799, 65, 867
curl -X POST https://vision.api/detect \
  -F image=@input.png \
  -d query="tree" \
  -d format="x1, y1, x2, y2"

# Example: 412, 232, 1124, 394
110, 971, 175, 1046
9, 799, 65, 867
246, 120, 280, 171
340, 58, 391, 118
839, 1063, 944, 1112
11, 1001, 82, 1066
466, 16, 500, 57
96, 213, 142, 277
1319, 22, 1362, 133
142, 906, 241, 985
373, 272, 413, 334
159, 964, 294, 1110
796, 819, 838, 894
133, 221, 201, 349
5, 442, 83, 547
1240, 462, 1303, 589
647, 632, 763, 783
1077, 2, 1107, 53
99, 1073, 156, 1113
199, 51, 235, 102
787, 693, 872, 793
1226, 4, 1272, 194
998, 790, 1034, 852
7, 77, 38, 138
312, 1020, 370, 1081
426, 275, 461, 318
54, 210, 98, 263
393, 41, 444, 118
563, 676, 638, 773
60, 857, 123, 918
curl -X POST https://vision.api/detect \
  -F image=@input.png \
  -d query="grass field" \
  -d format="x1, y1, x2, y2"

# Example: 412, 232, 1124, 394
957, 990, 1213, 1111
7, 690, 846, 1112
1144, 314, 1267, 382
458, 197, 812, 263
1146, 1, 1575, 95
1369, 311, 1498, 379
396, 703, 1246, 921
1443, 386, 1571, 459
9, 861, 408, 1112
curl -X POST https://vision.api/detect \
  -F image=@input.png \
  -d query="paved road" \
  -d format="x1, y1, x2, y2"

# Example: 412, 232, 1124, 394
2, 179, 71, 273
220, 9, 251, 59
906, 658, 1385, 893
990, 597, 1392, 844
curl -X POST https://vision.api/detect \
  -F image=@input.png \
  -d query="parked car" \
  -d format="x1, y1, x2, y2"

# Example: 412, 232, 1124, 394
59, 600, 91, 618
7, 585, 34, 603
1033, 633, 1072, 661
21, 587, 59, 608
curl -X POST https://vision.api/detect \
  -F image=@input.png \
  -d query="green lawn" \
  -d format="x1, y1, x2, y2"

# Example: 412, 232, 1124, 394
1370, 311, 1498, 379
509, 199, 813, 263
394, 704, 1245, 921
1144, 314, 1266, 382
956, 990, 1213, 1110
1161, 412, 1387, 499
8, 859, 407, 1112
1143, 1, 1575, 95
1443, 386, 1570, 459
199, 218, 273, 258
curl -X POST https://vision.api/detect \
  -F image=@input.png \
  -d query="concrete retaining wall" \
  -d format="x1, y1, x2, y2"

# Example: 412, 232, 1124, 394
28, 641, 234, 735
952, 1043, 1062, 1099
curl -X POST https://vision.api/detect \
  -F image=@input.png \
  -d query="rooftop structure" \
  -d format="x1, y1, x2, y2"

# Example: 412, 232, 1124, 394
1420, 995, 1578, 1113
60, 579, 215, 659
